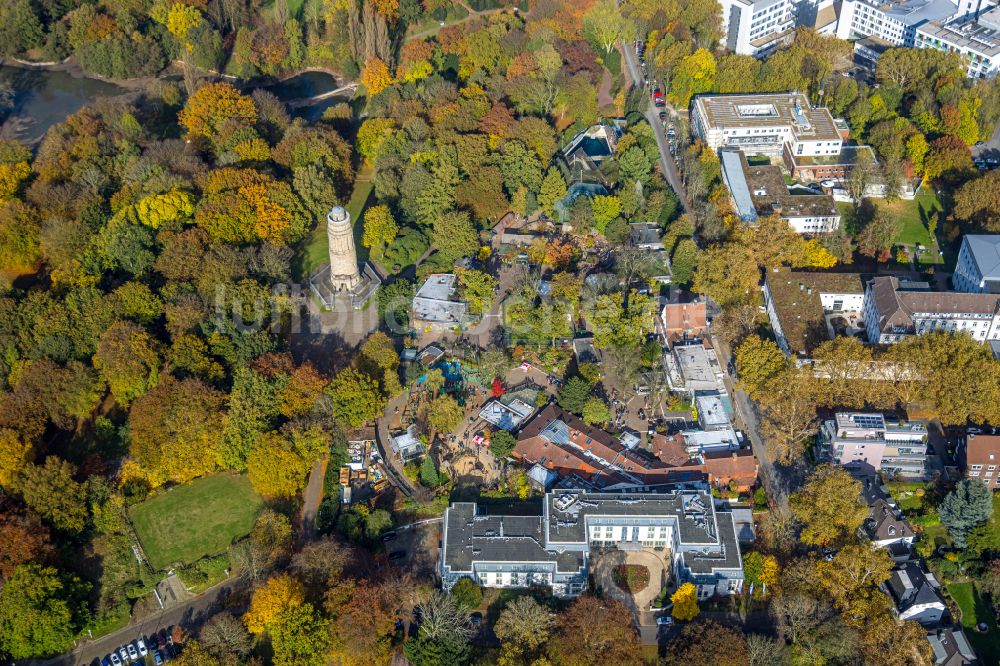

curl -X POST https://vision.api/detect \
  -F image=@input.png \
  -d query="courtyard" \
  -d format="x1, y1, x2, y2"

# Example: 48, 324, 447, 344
591, 547, 671, 627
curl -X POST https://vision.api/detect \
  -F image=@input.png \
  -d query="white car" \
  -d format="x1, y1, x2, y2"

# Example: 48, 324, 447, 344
127, 643, 139, 662
137, 638, 148, 657
109, 652, 122, 666
118, 647, 129, 664
656, 616, 674, 626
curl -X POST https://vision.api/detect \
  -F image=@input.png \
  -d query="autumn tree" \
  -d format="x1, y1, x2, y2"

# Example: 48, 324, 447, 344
671, 582, 700, 621
362, 57, 393, 96
247, 432, 312, 499
693, 244, 760, 307
734, 334, 787, 399
419, 395, 464, 440
756, 367, 820, 463
538, 167, 567, 218
495, 595, 553, 665
179, 82, 257, 146
404, 592, 473, 666
548, 595, 642, 666
361, 204, 398, 252
954, 169, 1000, 232
325, 368, 386, 429
16, 457, 88, 533
0, 564, 82, 659
0, 509, 53, 579
199, 613, 253, 659
93, 320, 160, 406
243, 574, 305, 635
582, 0, 629, 54
790, 465, 868, 547
816, 543, 894, 615
664, 619, 749, 666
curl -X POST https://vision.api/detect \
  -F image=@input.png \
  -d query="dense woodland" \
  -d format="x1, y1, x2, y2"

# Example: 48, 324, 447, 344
0, 0, 999, 663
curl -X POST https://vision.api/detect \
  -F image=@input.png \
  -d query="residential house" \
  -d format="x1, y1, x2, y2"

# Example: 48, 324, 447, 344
819, 412, 929, 479
862, 276, 1000, 344
660, 299, 709, 345
664, 342, 727, 395
885, 560, 948, 627
695, 391, 732, 431
412, 274, 469, 330
953, 235, 1000, 293
856, 472, 917, 549
440, 490, 744, 599
926, 627, 979, 665
649, 431, 759, 491
561, 124, 620, 175
963, 432, 1000, 489
630, 222, 665, 250
762, 268, 865, 357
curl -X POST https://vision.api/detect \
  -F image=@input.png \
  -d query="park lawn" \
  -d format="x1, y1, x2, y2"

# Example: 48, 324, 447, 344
948, 582, 1000, 664
130, 474, 263, 570
888, 190, 943, 248
294, 168, 374, 279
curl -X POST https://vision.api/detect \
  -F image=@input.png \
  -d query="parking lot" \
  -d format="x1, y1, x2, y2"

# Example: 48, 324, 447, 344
92, 628, 179, 666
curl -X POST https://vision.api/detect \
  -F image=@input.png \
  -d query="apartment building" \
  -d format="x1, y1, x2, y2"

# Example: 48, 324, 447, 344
820, 412, 929, 478
917, 8, 1000, 78
440, 490, 744, 599
963, 432, 1000, 488
863, 276, 1000, 344
953, 234, 1000, 293
692, 93, 845, 159
835, 0, 960, 46
718, 0, 797, 55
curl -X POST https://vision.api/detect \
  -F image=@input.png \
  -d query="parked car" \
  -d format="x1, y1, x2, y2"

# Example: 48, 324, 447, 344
109, 652, 122, 666
470, 612, 483, 627
166, 630, 174, 648
137, 639, 148, 657
118, 647, 129, 664
658, 111, 668, 122
102, 657, 113, 666
657, 616, 674, 626
127, 643, 139, 661
388, 550, 406, 561
382, 531, 397, 542
156, 631, 167, 650
666, 128, 677, 138
154, 651, 164, 666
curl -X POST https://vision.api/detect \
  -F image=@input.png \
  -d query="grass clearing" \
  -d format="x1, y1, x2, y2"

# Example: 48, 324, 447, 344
130, 474, 262, 570
948, 582, 1000, 664
888, 190, 943, 248
294, 168, 374, 279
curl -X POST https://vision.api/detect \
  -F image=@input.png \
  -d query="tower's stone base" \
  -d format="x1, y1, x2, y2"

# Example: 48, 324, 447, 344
309, 261, 382, 310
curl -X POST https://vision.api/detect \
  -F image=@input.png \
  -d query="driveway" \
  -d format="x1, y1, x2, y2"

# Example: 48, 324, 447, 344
591, 547, 669, 627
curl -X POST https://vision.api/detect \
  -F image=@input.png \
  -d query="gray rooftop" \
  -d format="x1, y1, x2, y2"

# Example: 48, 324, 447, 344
963, 235, 1000, 283
721, 149, 758, 223
413, 273, 468, 324
881, 0, 957, 27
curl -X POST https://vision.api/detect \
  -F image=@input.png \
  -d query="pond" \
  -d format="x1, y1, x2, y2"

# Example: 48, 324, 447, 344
0, 66, 126, 143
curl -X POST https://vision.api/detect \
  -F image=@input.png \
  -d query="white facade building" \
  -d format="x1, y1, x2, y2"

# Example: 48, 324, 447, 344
835, 0, 961, 46
863, 276, 1000, 344
953, 234, 1000, 293
917, 8, 1000, 78
692, 93, 844, 159
718, 0, 797, 55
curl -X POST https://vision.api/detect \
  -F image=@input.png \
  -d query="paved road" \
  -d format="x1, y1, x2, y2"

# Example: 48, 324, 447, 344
32, 581, 236, 666
620, 41, 690, 213
712, 335, 792, 510
374, 390, 428, 500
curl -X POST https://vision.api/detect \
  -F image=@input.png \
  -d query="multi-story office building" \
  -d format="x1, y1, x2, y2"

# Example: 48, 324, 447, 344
835, 0, 960, 46
953, 234, 1000, 293
718, 0, 797, 55
863, 276, 1000, 344
440, 490, 744, 599
692, 93, 845, 159
917, 8, 1000, 78
820, 412, 929, 478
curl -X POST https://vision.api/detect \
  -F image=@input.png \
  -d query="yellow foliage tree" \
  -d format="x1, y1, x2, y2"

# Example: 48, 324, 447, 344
801, 239, 838, 269
760, 555, 780, 589
0, 161, 30, 200
244, 574, 305, 635
671, 582, 700, 621
361, 57, 393, 97
153, 2, 203, 49
134, 190, 194, 228
0, 428, 33, 489
247, 434, 311, 499
179, 83, 258, 142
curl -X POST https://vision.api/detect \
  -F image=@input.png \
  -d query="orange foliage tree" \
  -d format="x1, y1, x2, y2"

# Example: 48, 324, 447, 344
178, 83, 258, 144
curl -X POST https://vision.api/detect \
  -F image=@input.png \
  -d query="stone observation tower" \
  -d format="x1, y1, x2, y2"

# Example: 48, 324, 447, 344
308, 205, 381, 310
326, 205, 362, 291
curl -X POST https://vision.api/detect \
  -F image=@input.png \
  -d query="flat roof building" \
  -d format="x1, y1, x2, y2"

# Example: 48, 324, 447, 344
917, 8, 1000, 78
692, 93, 844, 159
412, 274, 469, 329
720, 149, 841, 234
440, 490, 745, 599
820, 412, 929, 478
762, 268, 866, 357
